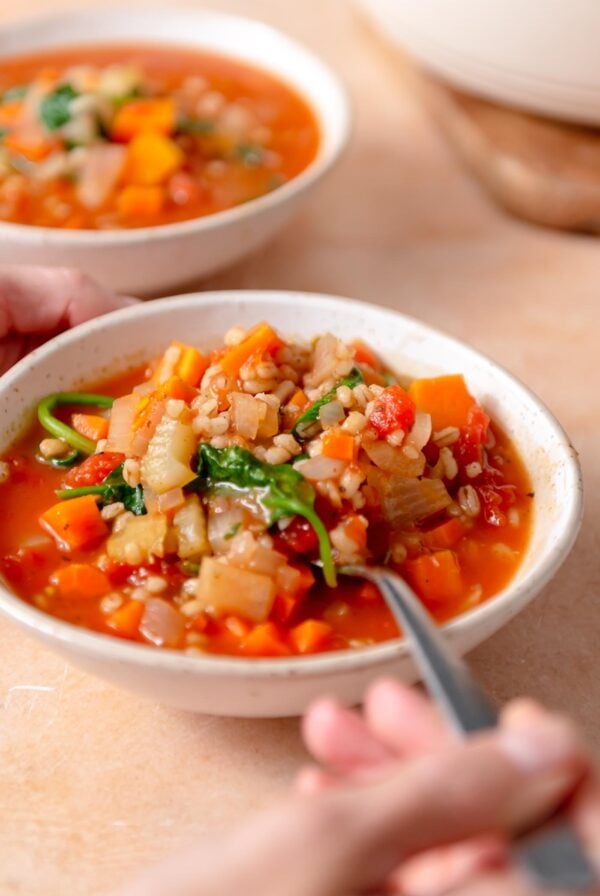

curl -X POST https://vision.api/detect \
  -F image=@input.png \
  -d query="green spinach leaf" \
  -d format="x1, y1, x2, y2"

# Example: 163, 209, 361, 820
292, 367, 364, 440
55, 462, 146, 516
40, 84, 78, 131
197, 444, 336, 586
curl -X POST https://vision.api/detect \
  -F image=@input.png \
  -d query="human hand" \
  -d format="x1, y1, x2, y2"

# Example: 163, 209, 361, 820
301, 679, 600, 895
0, 265, 136, 374
115, 685, 600, 896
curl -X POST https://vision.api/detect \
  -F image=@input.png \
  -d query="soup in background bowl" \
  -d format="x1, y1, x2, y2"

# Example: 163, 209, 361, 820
0, 292, 581, 716
0, 9, 350, 293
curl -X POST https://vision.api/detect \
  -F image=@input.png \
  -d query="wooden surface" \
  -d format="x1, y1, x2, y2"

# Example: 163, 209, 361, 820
1, 2, 600, 894
420, 76, 600, 233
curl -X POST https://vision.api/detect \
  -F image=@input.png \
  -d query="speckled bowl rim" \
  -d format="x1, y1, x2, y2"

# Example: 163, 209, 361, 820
0, 7, 351, 245
0, 291, 583, 679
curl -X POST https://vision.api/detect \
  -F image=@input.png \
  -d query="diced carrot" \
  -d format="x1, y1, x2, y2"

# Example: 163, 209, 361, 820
287, 388, 308, 410
4, 132, 55, 161
408, 375, 476, 432
405, 550, 464, 607
423, 518, 467, 551
50, 564, 110, 601
111, 98, 175, 141
322, 429, 356, 462
39, 495, 108, 552
241, 622, 290, 657
0, 101, 22, 126
343, 513, 368, 551
107, 600, 144, 639
71, 413, 109, 443
153, 341, 208, 388
116, 184, 164, 217
174, 342, 208, 387
219, 322, 283, 377
290, 619, 333, 655
160, 375, 198, 404
125, 132, 183, 186
351, 339, 382, 371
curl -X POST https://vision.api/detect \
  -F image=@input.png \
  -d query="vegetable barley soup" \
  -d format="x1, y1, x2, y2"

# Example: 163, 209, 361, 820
0, 44, 319, 229
0, 325, 532, 657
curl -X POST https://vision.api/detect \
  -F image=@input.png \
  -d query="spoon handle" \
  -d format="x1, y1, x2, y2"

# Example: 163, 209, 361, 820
341, 565, 597, 892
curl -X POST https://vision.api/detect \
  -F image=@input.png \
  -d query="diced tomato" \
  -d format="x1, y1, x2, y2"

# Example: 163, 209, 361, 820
0, 545, 56, 592
455, 405, 491, 468
63, 452, 125, 488
275, 517, 319, 556
369, 385, 416, 438
477, 484, 515, 528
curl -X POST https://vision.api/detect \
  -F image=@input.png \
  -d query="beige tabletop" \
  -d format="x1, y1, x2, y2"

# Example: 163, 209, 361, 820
1, 1, 599, 894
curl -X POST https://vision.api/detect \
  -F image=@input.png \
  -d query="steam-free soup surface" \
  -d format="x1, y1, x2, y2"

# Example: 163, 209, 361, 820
0, 44, 319, 229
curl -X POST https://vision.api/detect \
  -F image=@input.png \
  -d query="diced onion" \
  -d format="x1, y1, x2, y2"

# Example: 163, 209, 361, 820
231, 393, 263, 440
406, 410, 432, 451
173, 495, 210, 559
382, 477, 452, 527
295, 456, 347, 481
130, 399, 166, 458
207, 503, 246, 555
76, 144, 126, 210
157, 487, 185, 514
318, 399, 345, 428
105, 394, 138, 454
363, 439, 425, 477
140, 598, 184, 648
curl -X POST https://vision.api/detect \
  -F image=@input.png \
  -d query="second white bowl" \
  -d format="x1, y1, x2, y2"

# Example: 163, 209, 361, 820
0, 9, 350, 294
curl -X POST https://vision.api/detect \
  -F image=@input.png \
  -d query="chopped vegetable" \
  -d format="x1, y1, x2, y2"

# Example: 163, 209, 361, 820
241, 621, 290, 656
369, 385, 416, 437
39, 494, 107, 552
408, 375, 476, 432
139, 597, 184, 648
172, 495, 210, 560
125, 131, 183, 185
321, 429, 356, 462
116, 184, 164, 216
56, 461, 146, 515
292, 367, 364, 440
197, 444, 337, 587
40, 83, 79, 130
381, 477, 452, 527
38, 392, 114, 456
423, 518, 467, 551
106, 513, 169, 563
71, 413, 109, 443
351, 339, 381, 371
196, 557, 276, 622
111, 97, 175, 141
106, 600, 144, 638
141, 413, 196, 495
50, 563, 110, 601
153, 341, 208, 388
63, 452, 125, 488
406, 550, 464, 607
290, 619, 332, 654
219, 322, 282, 377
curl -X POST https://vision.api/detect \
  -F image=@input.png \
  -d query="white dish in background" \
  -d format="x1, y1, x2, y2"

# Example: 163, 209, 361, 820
359, 0, 600, 126
0, 291, 582, 717
0, 9, 350, 295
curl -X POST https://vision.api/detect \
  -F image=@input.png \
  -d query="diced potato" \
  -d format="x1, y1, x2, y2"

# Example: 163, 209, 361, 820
106, 513, 169, 563
173, 494, 210, 560
256, 399, 279, 438
226, 531, 286, 576
195, 557, 275, 622
141, 413, 196, 494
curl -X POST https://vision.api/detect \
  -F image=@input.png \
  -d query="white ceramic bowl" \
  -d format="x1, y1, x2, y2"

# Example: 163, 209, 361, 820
0, 291, 582, 717
0, 9, 350, 295
359, 0, 600, 126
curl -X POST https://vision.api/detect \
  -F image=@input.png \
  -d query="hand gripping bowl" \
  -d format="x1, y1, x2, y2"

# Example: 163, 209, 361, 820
0, 9, 350, 294
0, 292, 582, 717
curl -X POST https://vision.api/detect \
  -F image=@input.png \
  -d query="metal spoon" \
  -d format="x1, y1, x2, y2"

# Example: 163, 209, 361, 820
340, 563, 597, 892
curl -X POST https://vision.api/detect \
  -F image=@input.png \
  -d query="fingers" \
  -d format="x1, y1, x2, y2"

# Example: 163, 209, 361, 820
364, 679, 449, 755
302, 697, 395, 775
395, 837, 507, 896
0, 265, 136, 337
309, 708, 589, 893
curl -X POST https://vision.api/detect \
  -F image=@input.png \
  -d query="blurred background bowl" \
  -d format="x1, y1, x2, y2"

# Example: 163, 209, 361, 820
0, 8, 350, 295
358, 0, 600, 126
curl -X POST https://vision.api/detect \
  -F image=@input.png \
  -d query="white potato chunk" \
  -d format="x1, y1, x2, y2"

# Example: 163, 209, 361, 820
106, 513, 169, 564
141, 413, 197, 495
195, 558, 275, 622
173, 495, 210, 560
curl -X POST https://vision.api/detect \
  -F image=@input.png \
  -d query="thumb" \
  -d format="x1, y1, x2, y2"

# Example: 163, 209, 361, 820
308, 709, 588, 894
